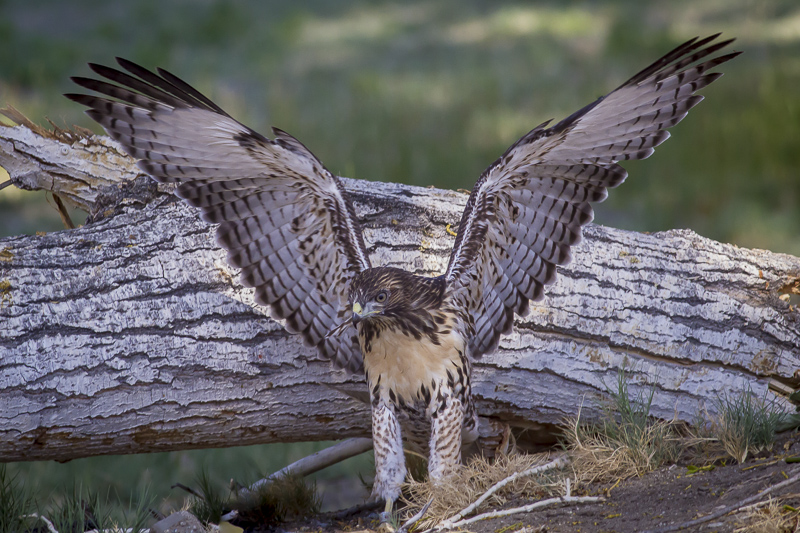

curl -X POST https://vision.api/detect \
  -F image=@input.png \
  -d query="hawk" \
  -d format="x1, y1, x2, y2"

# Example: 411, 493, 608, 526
67, 34, 738, 514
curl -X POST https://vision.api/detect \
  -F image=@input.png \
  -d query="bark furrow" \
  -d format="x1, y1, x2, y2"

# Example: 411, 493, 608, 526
1, 124, 798, 462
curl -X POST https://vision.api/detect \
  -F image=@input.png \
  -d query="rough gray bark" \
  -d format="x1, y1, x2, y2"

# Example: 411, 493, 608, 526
1, 124, 799, 463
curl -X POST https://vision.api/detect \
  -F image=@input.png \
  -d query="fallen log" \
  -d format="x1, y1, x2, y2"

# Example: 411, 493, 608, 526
1, 122, 798, 463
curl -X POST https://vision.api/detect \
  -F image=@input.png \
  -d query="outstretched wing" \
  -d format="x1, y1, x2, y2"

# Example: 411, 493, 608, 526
66, 59, 368, 373
444, 34, 740, 358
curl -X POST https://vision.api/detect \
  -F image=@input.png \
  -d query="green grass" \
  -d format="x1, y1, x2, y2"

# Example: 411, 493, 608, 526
710, 386, 788, 463
5, 441, 373, 529
598, 368, 682, 471
182, 467, 321, 529
0, 465, 155, 533
1, 0, 799, 255
187, 468, 230, 525
0, 466, 35, 533
564, 366, 683, 482
1, 0, 799, 524
566, 368, 791, 481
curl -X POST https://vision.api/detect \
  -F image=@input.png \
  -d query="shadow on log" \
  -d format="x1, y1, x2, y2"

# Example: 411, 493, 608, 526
1, 122, 799, 463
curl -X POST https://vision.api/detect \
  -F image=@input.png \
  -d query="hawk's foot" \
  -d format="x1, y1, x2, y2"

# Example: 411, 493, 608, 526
376, 515, 396, 533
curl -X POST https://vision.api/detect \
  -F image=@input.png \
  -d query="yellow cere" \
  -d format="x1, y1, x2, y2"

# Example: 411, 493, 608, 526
352, 302, 363, 315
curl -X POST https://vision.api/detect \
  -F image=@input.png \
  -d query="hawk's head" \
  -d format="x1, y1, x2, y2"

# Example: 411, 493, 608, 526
348, 267, 445, 330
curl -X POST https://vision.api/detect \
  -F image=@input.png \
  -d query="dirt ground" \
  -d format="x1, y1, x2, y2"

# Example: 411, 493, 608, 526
480, 443, 800, 533
240, 431, 800, 533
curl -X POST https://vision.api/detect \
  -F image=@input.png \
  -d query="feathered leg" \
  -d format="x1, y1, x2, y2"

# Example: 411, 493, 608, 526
428, 397, 464, 481
371, 401, 406, 512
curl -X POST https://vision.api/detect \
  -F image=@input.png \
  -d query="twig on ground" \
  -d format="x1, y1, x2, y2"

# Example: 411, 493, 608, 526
171, 482, 204, 499
741, 456, 788, 471
431, 494, 603, 530
606, 477, 622, 494
735, 492, 800, 514
416, 456, 575, 532
248, 437, 373, 492
221, 438, 374, 523
220, 509, 239, 522
398, 497, 434, 533
642, 467, 800, 533
22, 514, 59, 533
436, 454, 568, 528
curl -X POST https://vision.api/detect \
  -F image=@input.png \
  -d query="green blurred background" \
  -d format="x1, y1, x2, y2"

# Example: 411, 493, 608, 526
1, 0, 798, 518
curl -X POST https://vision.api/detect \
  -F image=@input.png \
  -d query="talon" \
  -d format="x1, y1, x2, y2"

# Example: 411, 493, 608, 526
445, 223, 457, 237
376, 499, 397, 533
377, 505, 396, 533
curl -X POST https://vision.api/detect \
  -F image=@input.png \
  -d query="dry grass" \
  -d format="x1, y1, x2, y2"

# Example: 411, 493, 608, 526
400, 452, 566, 528
186, 469, 320, 530
710, 388, 787, 464
228, 474, 321, 529
735, 497, 800, 533
563, 409, 683, 485
562, 368, 685, 486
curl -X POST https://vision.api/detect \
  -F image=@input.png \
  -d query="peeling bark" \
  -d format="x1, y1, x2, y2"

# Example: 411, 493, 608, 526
1, 124, 799, 463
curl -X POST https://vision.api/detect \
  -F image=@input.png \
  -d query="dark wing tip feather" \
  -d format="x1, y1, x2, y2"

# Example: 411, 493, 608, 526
63, 91, 94, 106
68, 76, 97, 91
445, 34, 738, 362
87, 62, 126, 80
111, 57, 226, 114
156, 66, 230, 116
621, 34, 736, 91
67, 57, 227, 118
270, 127, 322, 160
67, 57, 369, 374
622, 34, 713, 88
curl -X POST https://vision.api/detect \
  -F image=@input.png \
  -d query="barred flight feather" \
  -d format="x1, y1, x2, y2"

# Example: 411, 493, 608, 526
445, 34, 740, 358
67, 59, 370, 374
68, 34, 738, 508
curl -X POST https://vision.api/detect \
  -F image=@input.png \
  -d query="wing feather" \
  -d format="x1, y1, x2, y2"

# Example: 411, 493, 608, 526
445, 34, 740, 358
67, 60, 369, 373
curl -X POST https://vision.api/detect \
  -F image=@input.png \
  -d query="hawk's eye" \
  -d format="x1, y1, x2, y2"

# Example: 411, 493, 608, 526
375, 291, 388, 303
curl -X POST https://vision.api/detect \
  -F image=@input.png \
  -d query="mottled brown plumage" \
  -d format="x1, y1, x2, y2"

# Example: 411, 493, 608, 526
349, 269, 477, 438
67, 34, 739, 511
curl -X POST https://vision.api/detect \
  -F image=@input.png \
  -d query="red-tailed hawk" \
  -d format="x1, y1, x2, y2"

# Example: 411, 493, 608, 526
67, 34, 738, 518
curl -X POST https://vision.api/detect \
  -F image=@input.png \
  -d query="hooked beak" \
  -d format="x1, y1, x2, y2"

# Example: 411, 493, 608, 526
352, 301, 364, 326
324, 301, 375, 339
351, 301, 378, 326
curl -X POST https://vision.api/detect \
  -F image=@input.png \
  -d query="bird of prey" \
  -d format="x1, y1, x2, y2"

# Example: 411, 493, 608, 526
67, 34, 739, 514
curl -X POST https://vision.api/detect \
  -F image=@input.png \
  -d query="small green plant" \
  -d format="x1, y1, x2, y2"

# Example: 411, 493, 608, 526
564, 365, 683, 483
232, 473, 321, 526
0, 465, 154, 533
710, 386, 787, 463
120, 485, 157, 533
0, 465, 36, 533
47, 484, 116, 533
776, 386, 800, 433
187, 468, 229, 524
187, 468, 320, 529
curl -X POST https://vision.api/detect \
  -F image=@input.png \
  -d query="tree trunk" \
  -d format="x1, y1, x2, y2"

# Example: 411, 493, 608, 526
1, 123, 799, 463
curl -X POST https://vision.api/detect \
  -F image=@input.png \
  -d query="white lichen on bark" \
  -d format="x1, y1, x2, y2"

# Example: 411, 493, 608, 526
1, 124, 798, 462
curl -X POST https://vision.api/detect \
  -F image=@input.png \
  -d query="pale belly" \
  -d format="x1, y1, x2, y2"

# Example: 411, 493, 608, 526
361, 326, 467, 407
